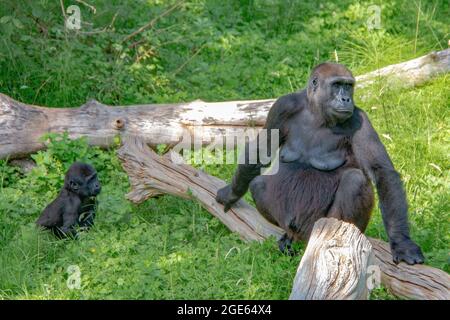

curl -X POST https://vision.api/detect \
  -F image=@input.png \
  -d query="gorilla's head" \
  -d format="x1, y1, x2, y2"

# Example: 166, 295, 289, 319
307, 62, 355, 126
64, 162, 101, 198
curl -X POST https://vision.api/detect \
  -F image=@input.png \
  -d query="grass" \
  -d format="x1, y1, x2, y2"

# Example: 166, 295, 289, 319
0, 0, 448, 299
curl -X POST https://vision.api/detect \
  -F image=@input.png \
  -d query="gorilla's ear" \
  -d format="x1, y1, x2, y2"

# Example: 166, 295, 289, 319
310, 77, 319, 92
69, 179, 79, 191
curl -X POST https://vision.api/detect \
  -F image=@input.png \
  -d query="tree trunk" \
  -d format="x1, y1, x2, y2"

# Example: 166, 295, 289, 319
0, 93, 273, 160
289, 218, 374, 300
117, 137, 450, 300
1, 48, 449, 160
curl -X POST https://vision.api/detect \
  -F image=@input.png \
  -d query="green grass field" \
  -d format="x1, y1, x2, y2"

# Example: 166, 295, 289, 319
0, 0, 448, 299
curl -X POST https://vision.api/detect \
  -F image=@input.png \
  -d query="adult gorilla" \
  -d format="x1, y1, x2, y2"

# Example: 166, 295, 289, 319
216, 63, 424, 265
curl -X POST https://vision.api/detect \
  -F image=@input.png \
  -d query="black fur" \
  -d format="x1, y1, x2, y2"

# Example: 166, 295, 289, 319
216, 63, 424, 265
36, 162, 101, 238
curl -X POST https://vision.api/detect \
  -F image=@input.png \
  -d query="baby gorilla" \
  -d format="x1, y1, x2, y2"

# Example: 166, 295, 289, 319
36, 162, 101, 238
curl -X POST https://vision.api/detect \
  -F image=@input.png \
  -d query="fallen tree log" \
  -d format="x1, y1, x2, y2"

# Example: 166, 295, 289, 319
369, 238, 450, 300
117, 136, 284, 242
356, 48, 450, 89
1, 48, 449, 160
0, 93, 273, 160
289, 218, 374, 300
117, 136, 450, 300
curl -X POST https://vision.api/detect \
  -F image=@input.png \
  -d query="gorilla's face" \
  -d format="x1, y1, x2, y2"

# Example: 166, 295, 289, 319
65, 162, 102, 198
84, 172, 102, 197
323, 76, 355, 122
308, 63, 355, 125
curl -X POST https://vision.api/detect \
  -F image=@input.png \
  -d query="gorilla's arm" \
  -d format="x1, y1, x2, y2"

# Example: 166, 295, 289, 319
352, 109, 424, 264
59, 198, 81, 237
36, 199, 63, 228
216, 92, 302, 211
78, 197, 97, 229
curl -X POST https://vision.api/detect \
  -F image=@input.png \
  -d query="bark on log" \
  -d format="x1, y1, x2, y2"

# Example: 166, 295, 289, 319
369, 238, 450, 300
0, 93, 273, 160
289, 218, 374, 300
355, 48, 450, 89
117, 137, 450, 300
1, 48, 449, 160
117, 136, 284, 242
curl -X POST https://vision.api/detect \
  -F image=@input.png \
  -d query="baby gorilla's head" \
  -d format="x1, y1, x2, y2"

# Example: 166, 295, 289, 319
64, 162, 101, 198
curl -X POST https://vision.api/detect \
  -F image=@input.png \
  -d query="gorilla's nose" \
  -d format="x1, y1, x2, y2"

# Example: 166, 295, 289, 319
340, 96, 351, 103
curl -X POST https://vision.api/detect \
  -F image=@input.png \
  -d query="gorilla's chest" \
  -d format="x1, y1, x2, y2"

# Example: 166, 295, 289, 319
280, 115, 353, 171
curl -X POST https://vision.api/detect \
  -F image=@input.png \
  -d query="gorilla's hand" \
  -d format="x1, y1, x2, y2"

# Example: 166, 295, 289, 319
216, 185, 240, 212
278, 233, 295, 256
391, 238, 425, 265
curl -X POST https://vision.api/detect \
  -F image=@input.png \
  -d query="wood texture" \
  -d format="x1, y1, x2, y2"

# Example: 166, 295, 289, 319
356, 48, 450, 89
289, 218, 374, 300
369, 238, 450, 300
117, 137, 450, 300
1, 48, 448, 159
0, 93, 273, 159
117, 136, 284, 242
